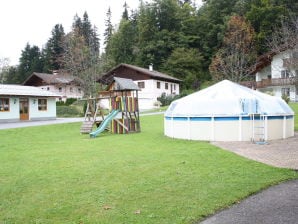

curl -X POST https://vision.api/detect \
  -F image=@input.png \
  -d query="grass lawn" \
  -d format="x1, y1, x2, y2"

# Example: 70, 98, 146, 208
289, 102, 298, 131
0, 115, 297, 224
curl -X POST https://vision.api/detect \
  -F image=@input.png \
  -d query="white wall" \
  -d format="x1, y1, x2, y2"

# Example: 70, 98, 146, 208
256, 50, 297, 101
30, 98, 56, 120
40, 84, 84, 102
0, 97, 19, 122
0, 96, 56, 122
135, 79, 180, 109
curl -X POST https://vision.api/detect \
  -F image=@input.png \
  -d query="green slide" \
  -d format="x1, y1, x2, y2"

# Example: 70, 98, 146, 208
90, 109, 119, 138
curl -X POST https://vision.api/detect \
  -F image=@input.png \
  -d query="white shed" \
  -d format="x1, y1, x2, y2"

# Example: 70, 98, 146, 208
0, 84, 60, 123
164, 80, 294, 141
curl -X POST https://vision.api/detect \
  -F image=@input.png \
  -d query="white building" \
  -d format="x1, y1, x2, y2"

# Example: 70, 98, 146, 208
254, 49, 298, 101
98, 64, 181, 110
23, 72, 84, 102
0, 85, 60, 122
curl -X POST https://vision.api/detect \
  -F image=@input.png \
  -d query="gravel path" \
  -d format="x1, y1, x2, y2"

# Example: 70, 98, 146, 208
211, 132, 298, 170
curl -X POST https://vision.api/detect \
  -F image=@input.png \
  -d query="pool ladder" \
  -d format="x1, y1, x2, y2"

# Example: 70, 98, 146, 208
251, 114, 266, 144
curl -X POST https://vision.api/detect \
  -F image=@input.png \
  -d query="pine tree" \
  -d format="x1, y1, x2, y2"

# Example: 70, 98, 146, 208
42, 24, 65, 72
104, 7, 113, 47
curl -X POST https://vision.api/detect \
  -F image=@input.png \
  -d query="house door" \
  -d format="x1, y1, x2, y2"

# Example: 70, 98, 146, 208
19, 98, 29, 120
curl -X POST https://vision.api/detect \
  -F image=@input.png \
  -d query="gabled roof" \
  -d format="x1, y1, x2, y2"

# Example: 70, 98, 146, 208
98, 63, 181, 84
23, 72, 83, 85
0, 84, 61, 97
113, 77, 139, 91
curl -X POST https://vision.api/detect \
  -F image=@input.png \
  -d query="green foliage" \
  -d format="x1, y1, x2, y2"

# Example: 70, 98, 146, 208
56, 105, 82, 117
0, 115, 296, 223
42, 24, 65, 72
163, 47, 206, 89
17, 43, 44, 83
209, 15, 257, 82
56, 98, 78, 106
157, 92, 183, 106
281, 94, 290, 104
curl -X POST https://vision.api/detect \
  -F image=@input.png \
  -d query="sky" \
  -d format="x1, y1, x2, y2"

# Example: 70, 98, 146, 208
0, 0, 202, 66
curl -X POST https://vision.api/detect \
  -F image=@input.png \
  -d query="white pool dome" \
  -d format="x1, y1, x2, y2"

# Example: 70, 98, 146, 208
164, 80, 294, 141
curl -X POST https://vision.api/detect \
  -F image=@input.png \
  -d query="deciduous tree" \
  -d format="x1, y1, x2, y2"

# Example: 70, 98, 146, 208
209, 15, 257, 82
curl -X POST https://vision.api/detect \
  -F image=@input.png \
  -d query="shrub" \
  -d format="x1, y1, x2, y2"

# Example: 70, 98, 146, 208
56, 98, 78, 106
282, 94, 290, 104
56, 105, 82, 117
157, 93, 181, 106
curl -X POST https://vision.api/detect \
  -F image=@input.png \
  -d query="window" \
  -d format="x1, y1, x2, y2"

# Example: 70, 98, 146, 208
70, 87, 73, 92
59, 87, 62, 92
157, 81, 160, 89
38, 99, 47, 111
138, 82, 145, 89
47, 87, 50, 91
165, 83, 168, 90
281, 70, 290, 78
281, 88, 290, 96
0, 98, 9, 112
78, 88, 81, 93
174, 84, 176, 90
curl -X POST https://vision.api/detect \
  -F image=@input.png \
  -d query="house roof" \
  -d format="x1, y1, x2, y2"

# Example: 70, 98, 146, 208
23, 72, 83, 85
0, 84, 61, 97
249, 51, 276, 75
113, 77, 139, 91
98, 63, 182, 84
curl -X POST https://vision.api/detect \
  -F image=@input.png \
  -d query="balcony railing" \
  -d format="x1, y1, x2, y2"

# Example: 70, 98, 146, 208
240, 78, 297, 89
256, 78, 296, 88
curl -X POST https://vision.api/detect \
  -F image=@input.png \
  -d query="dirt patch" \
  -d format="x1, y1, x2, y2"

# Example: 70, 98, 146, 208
211, 132, 298, 170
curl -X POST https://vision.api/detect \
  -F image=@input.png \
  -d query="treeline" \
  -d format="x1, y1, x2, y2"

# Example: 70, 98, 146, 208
1, 0, 297, 93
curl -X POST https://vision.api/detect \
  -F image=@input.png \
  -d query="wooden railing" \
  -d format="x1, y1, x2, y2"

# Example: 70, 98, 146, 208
240, 78, 296, 89
256, 78, 296, 88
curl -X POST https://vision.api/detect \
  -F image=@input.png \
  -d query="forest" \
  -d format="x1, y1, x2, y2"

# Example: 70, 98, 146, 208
0, 0, 297, 96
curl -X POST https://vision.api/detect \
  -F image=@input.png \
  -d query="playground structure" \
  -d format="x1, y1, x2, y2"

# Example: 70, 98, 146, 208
80, 77, 141, 137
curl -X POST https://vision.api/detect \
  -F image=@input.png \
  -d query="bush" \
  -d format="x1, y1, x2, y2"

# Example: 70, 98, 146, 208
56, 98, 78, 106
282, 94, 290, 104
157, 93, 182, 106
56, 105, 83, 117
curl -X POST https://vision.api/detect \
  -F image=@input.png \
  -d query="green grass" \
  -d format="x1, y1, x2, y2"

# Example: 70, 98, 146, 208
0, 115, 297, 224
289, 102, 298, 131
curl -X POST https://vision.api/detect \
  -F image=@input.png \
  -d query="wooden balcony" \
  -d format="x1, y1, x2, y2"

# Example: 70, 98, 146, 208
240, 78, 296, 89
256, 78, 296, 88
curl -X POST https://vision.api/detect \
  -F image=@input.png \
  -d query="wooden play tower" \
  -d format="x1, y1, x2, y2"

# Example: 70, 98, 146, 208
80, 77, 140, 136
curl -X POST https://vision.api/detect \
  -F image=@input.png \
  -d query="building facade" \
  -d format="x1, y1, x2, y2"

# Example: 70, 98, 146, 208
0, 85, 60, 122
254, 50, 298, 101
23, 72, 84, 102
98, 64, 181, 110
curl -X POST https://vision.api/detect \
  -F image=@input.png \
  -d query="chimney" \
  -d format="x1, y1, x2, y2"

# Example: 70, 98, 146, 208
149, 64, 153, 71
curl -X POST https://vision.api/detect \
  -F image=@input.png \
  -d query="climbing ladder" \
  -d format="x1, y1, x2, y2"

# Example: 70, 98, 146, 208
250, 113, 266, 143
80, 98, 105, 134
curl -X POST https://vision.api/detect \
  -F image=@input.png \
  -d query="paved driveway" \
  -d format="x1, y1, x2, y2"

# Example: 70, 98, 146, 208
200, 179, 298, 224
211, 132, 298, 170
0, 117, 84, 130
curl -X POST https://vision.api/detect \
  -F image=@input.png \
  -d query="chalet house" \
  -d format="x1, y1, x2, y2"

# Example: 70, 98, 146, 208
252, 49, 298, 101
23, 72, 84, 102
98, 63, 181, 110
0, 84, 60, 122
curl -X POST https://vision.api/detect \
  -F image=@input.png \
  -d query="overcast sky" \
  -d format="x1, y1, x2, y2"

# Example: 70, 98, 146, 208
0, 0, 202, 66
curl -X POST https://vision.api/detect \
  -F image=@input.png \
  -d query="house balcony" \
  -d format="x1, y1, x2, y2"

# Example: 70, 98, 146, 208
256, 78, 296, 89
240, 78, 296, 89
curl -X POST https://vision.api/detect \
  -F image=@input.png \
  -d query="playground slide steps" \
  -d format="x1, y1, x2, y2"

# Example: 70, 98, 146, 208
80, 121, 94, 134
